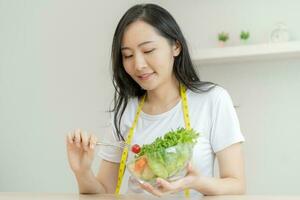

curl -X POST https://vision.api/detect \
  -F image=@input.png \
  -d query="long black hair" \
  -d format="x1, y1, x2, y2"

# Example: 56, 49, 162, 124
110, 3, 216, 141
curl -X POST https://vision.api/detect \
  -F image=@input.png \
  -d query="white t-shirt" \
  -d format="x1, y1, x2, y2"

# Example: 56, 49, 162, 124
98, 86, 245, 196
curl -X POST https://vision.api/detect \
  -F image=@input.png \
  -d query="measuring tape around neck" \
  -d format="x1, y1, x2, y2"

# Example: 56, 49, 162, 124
115, 94, 145, 194
115, 84, 191, 197
180, 83, 191, 197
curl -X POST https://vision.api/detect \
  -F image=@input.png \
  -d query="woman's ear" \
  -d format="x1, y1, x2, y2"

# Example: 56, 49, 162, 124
172, 41, 181, 57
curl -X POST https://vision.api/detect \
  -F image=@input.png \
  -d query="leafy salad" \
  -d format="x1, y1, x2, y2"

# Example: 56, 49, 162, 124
127, 128, 199, 182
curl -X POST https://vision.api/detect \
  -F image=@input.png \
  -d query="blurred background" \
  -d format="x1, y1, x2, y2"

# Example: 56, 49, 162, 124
0, 0, 300, 194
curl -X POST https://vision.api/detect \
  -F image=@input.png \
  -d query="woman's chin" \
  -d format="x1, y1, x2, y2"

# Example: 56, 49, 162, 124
139, 82, 158, 91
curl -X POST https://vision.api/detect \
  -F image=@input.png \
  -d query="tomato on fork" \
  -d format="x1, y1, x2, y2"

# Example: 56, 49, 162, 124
131, 144, 141, 154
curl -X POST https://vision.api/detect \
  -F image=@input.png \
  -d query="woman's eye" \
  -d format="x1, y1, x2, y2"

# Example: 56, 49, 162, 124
144, 49, 155, 54
123, 55, 133, 59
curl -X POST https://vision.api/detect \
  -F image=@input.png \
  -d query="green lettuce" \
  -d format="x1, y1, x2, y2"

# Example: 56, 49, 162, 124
135, 128, 199, 179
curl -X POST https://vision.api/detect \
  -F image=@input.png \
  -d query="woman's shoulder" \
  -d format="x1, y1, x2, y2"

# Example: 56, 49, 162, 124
109, 97, 139, 120
121, 96, 140, 120
187, 85, 235, 115
188, 85, 230, 101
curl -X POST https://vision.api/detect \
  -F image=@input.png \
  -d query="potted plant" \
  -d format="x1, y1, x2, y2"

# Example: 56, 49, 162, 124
218, 32, 229, 47
240, 30, 250, 44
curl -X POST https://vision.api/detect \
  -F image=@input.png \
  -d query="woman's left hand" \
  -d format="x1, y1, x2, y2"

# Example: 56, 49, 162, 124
140, 162, 200, 197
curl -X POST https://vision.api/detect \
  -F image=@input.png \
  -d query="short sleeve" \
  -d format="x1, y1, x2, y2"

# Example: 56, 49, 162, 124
97, 113, 123, 163
210, 88, 245, 152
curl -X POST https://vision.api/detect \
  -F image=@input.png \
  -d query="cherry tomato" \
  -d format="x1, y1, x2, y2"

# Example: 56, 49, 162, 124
131, 144, 141, 154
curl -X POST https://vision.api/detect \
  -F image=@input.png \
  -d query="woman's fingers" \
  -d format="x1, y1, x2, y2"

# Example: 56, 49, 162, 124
74, 129, 82, 148
66, 129, 97, 151
81, 131, 89, 151
66, 131, 74, 144
89, 134, 97, 149
140, 183, 163, 197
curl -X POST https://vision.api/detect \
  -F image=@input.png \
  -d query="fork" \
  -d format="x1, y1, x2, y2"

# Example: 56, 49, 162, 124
96, 141, 128, 149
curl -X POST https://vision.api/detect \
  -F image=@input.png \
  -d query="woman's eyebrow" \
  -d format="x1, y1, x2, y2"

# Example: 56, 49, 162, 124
121, 41, 155, 50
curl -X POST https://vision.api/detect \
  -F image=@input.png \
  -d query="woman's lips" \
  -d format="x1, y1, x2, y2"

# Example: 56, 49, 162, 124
137, 72, 154, 81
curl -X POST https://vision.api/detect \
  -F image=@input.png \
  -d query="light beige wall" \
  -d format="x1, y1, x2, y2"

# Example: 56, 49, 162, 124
0, 0, 150, 192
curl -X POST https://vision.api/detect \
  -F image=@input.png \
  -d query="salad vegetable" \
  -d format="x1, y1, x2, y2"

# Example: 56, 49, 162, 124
128, 128, 199, 182
131, 144, 141, 154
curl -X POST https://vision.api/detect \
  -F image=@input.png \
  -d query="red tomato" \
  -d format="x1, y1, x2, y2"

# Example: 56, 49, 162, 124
131, 144, 141, 154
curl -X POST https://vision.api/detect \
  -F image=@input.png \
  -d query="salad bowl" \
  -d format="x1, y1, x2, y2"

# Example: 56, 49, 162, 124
126, 128, 199, 186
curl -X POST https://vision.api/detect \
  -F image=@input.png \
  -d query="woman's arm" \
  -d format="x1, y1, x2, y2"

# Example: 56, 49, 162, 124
190, 142, 246, 195
66, 129, 120, 194
95, 160, 120, 193
76, 160, 119, 194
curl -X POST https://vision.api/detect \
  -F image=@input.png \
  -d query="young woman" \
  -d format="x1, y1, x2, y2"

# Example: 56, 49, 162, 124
66, 3, 246, 197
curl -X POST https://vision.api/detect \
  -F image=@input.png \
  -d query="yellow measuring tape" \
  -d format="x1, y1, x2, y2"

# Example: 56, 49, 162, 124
180, 83, 191, 197
115, 94, 146, 195
115, 83, 191, 197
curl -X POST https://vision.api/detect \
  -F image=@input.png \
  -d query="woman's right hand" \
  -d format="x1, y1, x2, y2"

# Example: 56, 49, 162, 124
66, 129, 98, 174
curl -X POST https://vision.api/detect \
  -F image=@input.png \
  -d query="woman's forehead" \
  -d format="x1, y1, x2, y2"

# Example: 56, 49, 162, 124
121, 21, 162, 47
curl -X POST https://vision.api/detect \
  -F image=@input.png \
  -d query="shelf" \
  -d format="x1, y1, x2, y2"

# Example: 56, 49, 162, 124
192, 41, 300, 65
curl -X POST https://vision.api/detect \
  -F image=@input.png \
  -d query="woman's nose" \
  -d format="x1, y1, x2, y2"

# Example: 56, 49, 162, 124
133, 53, 147, 70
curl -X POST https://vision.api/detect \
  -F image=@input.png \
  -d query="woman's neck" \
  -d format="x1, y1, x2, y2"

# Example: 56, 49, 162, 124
143, 76, 180, 115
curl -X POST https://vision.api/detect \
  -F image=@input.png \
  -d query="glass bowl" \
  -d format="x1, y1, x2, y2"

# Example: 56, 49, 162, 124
126, 143, 194, 186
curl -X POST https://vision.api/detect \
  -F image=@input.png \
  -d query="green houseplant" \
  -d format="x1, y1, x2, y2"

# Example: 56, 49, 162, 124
240, 30, 250, 44
218, 32, 229, 47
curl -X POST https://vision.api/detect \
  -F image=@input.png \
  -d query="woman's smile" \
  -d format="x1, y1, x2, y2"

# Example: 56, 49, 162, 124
137, 72, 155, 81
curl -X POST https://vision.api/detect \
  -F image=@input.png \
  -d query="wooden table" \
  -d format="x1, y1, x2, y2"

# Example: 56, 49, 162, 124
0, 193, 299, 200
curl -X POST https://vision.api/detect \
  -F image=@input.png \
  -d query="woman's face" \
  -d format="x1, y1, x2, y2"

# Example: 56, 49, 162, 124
121, 20, 180, 91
